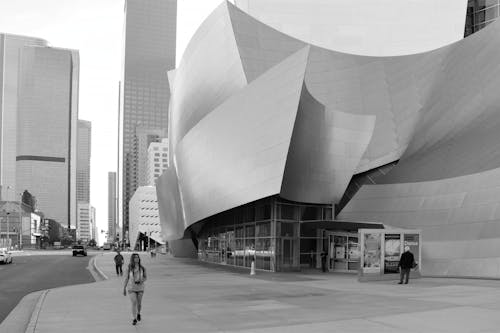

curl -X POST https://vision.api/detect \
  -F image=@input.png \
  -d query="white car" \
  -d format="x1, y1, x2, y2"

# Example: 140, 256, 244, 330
0, 249, 13, 264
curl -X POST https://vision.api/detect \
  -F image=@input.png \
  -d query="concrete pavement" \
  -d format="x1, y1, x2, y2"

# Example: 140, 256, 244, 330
8, 252, 500, 332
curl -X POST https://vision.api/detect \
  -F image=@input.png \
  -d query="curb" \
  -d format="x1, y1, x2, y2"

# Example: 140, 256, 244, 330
91, 255, 108, 281
24, 289, 49, 333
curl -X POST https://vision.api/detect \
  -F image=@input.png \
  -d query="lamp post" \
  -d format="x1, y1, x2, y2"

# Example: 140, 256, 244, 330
6, 213, 10, 249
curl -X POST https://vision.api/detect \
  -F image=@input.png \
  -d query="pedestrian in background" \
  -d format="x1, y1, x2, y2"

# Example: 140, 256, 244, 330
398, 246, 416, 284
123, 253, 147, 325
114, 250, 124, 276
321, 251, 327, 272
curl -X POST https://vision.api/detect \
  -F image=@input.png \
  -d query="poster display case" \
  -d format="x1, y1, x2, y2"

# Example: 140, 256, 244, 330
358, 229, 421, 282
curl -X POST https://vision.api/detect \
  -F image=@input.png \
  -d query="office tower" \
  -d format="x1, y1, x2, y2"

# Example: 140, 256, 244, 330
108, 171, 117, 242
16, 46, 79, 229
134, 127, 166, 188
76, 120, 91, 203
465, 0, 500, 36
77, 202, 90, 242
118, 0, 177, 245
0, 34, 47, 200
91, 205, 97, 243
147, 138, 168, 186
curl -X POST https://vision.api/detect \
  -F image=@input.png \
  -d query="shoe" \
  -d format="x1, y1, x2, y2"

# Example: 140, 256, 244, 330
132, 319, 137, 325
398, 282, 403, 284
405, 282, 408, 284
137, 314, 141, 321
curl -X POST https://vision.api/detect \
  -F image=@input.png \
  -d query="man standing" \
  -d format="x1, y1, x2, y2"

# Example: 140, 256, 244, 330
320, 251, 328, 272
114, 250, 124, 276
398, 246, 415, 284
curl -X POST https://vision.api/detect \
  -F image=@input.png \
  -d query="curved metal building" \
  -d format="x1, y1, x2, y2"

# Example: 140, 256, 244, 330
157, 1, 500, 276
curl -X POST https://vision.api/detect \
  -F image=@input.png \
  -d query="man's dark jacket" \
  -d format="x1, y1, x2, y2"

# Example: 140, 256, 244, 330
398, 251, 415, 269
114, 254, 124, 265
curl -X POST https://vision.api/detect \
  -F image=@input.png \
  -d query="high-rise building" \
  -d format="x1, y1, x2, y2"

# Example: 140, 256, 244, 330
147, 138, 169, 186
76, 120, 91, 203
15, 45, 79, 229
90, 205, 97, 243
77, 202, 91, 242
134, 127, 166, 187
108, 171, 117, 242
465, 0, 500, 36
0, 34, 47, 201
118, 0, 177, 245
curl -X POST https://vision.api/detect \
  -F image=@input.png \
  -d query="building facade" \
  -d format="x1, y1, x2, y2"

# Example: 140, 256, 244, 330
0, 34, 48, 202
146, 138, 168, 186
108, 171, 117, 243
16, 45, 79, 230
134, 127, 166, 188
118, 0, 177, 246
76, 120, 91, 203
0, 201, 42, 249
157, 1, 500, 277
77, 202, 91, 242
129, 185, 163, 251
90, 205, 97, 243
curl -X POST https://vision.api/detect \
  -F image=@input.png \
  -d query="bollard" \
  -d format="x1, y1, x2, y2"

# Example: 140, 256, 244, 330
250, 259, 256, 276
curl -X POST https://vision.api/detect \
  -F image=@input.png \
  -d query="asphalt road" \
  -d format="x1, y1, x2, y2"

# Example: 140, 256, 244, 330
0, 252, 96, 323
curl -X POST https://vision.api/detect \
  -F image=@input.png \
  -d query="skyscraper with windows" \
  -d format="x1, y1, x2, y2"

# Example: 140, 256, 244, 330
108, 171, 117, 243
147, 138, 169, 186
16, 45, 79, 230
0, 34, 47, 201
465, 0, 500, 36
118, 0, 177, 245
76, 120, 91, 203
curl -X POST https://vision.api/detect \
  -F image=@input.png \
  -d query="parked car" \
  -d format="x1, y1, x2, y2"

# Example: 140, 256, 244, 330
0, 249, 13, 264
72, 245, 87, 257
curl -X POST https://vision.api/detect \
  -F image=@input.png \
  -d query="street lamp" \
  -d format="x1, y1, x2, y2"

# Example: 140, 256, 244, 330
5, 186, 22, 250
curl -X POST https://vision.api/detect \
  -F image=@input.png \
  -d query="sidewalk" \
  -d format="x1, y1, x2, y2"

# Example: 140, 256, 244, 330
26, 252, 500, 332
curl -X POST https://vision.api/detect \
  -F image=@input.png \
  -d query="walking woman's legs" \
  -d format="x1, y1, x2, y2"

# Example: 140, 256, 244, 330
129, 292, 138, 319
136, 292, 144, 316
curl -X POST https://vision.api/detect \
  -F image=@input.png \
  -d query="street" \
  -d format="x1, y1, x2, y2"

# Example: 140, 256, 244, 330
0, 251, 96, 323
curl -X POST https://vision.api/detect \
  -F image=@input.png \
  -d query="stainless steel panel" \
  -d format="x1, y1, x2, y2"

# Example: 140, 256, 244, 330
281, 85, 375, 204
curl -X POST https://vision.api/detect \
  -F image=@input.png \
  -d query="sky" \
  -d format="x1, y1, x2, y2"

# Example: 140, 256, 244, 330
0, 0, 227, 244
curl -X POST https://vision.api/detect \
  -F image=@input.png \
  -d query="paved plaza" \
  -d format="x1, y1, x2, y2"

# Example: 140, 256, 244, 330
2, 252, 499, 332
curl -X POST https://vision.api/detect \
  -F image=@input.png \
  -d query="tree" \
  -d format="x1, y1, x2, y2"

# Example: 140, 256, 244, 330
21, 190, 36, 212
61, 236, 73, 247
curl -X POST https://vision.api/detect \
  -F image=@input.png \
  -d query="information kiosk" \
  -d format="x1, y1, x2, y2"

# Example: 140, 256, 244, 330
358, 228, 421, 282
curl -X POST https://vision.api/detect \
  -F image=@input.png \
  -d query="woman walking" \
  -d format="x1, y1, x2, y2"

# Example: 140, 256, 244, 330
123, 253, 147, 325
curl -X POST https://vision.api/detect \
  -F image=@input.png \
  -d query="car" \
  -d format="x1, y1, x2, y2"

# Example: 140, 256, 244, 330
72, 245, 87, 257
0, 249, 13, 264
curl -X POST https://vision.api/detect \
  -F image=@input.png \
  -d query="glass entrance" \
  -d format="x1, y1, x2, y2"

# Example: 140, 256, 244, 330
327, 232, 360, 272
281, 238, 294, 269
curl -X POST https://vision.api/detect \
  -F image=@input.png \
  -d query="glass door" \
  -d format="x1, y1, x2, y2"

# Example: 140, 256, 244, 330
281, 238, 294, 269
333, 235, 348, 271
347, 236, 360, 271
219, 233, 227, 264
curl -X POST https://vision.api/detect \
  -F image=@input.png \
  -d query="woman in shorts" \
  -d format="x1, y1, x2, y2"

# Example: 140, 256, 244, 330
123, 253, 147, 325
